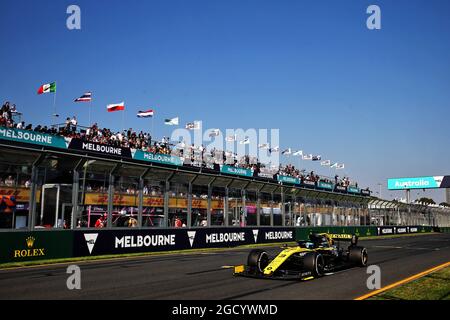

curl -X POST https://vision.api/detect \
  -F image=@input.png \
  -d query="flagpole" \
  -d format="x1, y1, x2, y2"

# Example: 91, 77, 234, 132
52, 88, 57, 126
88, 103, 92, 126
122, 109, 125, 132
151, 114, 155, 140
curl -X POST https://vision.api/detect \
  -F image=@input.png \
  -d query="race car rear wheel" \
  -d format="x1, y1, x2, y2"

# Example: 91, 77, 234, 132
247, 250, 269, 274
303, 252, 325, 277
349, 246, 368, 267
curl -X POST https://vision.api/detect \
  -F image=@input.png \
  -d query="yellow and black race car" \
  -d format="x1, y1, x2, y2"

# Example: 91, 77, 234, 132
234, 233, 368, 280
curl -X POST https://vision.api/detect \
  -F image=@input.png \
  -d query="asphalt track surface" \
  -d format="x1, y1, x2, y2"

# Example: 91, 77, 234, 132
0, 233, 449, 300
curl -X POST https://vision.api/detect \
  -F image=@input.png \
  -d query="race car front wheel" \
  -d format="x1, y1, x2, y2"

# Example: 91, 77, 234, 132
349, 246, 368, 267
303, 252, 325, 277
247, 250, 269, 274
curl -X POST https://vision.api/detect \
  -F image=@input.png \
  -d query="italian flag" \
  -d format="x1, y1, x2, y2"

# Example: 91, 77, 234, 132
37, 82, 56, 94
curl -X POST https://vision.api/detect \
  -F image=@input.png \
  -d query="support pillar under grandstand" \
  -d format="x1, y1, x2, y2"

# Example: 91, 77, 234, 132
281, 187, 285, 227
28, 166, 38, 230
207, 182, 212, 227
107, 164, 121, 228
28, 153, 46, 230
256, 191, 261, 227
138, 172, 146, 228
71, 159, 86, 230
107, 175, 114, 229
241, 188, 246, 227
164, 173, 175, 228
270, 192, 274, 227
187, 181, 193, 228
224, 186, 229, 227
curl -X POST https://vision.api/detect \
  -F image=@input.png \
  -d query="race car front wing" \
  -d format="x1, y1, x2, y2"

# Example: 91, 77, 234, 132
233, 265, 315, 281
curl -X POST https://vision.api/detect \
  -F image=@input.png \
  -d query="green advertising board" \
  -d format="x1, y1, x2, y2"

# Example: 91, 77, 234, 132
0, 127, 69, 149
278, 175, 300, 185
295, 226, 377, 241
220, 165, 253, 177
317, 181, 334, 190
0, 231, 73, 263
347, 186, 360, 194
132, 150, 183, 166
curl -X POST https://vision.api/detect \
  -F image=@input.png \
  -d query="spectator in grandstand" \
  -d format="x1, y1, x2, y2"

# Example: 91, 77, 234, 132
95, 213, 107, 228
4, 175, 15, 187
1, 108, 370, 191
24, 179, 32, 188
64, 117, 71, 131
174, 216, 183, 228
127, 216, 138, 228
70, 116, 78, 132
0, 101, 15, 128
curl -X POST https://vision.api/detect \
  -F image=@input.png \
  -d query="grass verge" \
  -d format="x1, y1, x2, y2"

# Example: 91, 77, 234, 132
369, 266, 450, 300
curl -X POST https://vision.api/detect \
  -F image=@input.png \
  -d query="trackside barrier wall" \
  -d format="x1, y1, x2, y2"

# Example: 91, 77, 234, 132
295, 227, 377, 241
73, 227, 295, 257
0, 231, 73, 264
438, 227, 450, 233
294, 225, 435, 241
0, 226, 439, 264
376, 226, 434, 236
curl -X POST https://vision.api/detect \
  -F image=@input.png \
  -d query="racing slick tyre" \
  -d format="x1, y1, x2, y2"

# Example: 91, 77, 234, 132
303, 252, 325, 277
247, 250, 270, 274
349, 246, 368, 267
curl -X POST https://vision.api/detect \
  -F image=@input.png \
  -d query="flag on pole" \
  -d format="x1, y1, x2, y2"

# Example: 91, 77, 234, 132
282, 148, 292, 155
186, 121, 201, 130
302, 154, 313, 160
226, 135, 237, 142
165, 117, 179, 126
312, 155, 322, 161
137, 110, 154, 118
37, 82, 56, 94
107, 102, 125, 112
270, 146, 280, 153
320, 160, 331, 166
258, 143, 270, 150
208, 129, 220, 137
336, 164, 345, 170
330, 162, 338, 168
239, 137, 250, 145
293, 150, 303, 156
74, 92, 92, 102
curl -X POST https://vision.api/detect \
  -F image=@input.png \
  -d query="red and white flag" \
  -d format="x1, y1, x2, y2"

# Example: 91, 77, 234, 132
137, 110, 154, 118
75, 92, 92, 102
107, 102, 125, 112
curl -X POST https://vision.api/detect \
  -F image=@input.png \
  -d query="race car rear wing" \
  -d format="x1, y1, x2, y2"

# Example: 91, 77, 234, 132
329, 234, 359, 246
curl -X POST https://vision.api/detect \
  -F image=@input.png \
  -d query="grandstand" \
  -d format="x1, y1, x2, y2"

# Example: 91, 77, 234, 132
0, 106, 449, 231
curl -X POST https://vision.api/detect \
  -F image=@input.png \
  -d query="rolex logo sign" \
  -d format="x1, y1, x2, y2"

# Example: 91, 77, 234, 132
26, 236, 35, 248
14, 236, 46, 258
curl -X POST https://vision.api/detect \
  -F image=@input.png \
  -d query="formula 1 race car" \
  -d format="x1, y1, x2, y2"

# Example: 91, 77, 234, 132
234, 233, 368, 280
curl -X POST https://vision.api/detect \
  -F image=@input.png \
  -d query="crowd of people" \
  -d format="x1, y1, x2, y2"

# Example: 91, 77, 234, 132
1, 100, 361, 189
278, 163, 357, 187
0, 175, 32, 188
0, 101, 18, 128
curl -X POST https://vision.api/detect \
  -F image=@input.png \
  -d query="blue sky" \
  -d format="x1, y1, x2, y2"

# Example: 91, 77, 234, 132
1, 0, 449, 203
